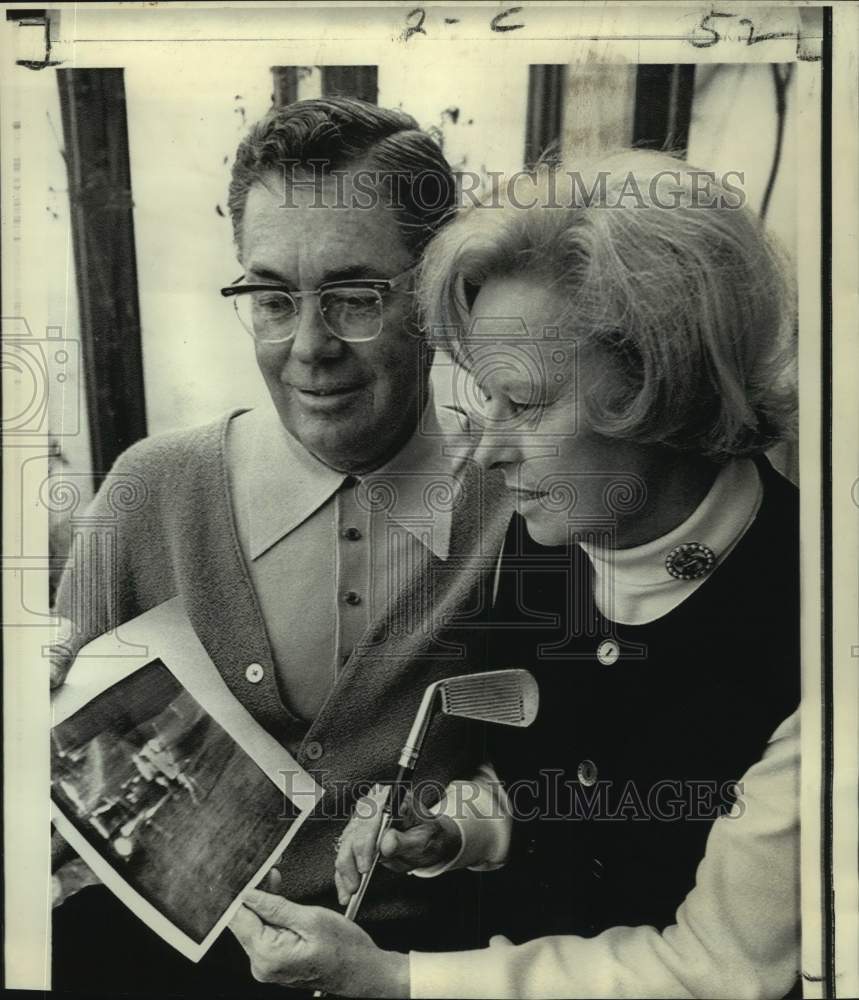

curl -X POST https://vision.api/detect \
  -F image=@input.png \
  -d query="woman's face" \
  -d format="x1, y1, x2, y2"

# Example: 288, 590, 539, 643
463, 275, 653, 547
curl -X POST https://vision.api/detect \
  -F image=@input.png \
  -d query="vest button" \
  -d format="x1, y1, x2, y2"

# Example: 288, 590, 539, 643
596, 640, 620, 666
591, 857, 605, 879
245, 662, 264, 684
342, 527, 362, 541
343, 590, 362, 606
577, 759, 598, 787
305, 740, 324, 761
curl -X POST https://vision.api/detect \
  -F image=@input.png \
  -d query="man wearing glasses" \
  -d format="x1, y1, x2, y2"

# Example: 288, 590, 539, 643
51, 98, 512, 993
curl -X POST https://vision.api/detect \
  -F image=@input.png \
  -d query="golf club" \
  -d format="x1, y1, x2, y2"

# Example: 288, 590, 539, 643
343, 668, 539, 922
310, 668, 538, 998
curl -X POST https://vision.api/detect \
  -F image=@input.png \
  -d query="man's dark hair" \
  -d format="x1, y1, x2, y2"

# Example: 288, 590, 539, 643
228, 97, 456, 258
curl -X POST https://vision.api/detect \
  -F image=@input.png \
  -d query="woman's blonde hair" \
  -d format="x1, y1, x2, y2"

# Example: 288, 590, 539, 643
419, 149, 796, 460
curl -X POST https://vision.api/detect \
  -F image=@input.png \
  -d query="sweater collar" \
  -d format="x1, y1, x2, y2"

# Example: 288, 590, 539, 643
246, 393, 459, 562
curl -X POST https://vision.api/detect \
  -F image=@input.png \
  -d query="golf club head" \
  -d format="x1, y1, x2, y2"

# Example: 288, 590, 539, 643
438, 669, 539, 728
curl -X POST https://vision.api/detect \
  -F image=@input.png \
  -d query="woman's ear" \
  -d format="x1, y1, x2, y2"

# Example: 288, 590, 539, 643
595, 328, 644, 379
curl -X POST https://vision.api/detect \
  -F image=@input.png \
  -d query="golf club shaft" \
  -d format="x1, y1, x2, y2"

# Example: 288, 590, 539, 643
344, 765, 411, 921
343, 809, 392, 920
311, 775, 408, 999
310, 825, 391, 998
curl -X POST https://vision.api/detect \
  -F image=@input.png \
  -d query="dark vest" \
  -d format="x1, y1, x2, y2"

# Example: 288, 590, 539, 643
479, 459, 800, 942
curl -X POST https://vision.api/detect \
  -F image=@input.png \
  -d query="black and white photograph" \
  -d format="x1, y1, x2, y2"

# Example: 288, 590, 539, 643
52, 657, 304, 954
2, 3, 857, 998
47, 595, 324, 963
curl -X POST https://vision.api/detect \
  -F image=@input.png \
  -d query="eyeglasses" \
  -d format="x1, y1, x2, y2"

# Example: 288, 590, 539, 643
220, 265, 417, 344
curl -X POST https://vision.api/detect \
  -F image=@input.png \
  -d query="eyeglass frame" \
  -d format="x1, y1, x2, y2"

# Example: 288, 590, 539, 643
219, 264, 418, 344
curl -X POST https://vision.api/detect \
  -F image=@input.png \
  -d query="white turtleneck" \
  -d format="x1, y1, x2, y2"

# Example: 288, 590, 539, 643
579, 457, 763, 626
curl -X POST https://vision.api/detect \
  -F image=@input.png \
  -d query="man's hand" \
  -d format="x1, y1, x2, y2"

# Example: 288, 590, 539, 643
51, 619, 102, 906
334, 784, 462, 907
230, 889, 409, 998
52, 811, 103, 907
49, 616, 75, 689
52, 856, 100, 908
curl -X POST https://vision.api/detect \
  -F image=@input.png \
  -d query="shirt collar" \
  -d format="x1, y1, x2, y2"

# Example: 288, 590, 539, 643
246, 408, 347, 559
578, 457, 763, 624
246, 391, 460, 562
357, 397, 461, 562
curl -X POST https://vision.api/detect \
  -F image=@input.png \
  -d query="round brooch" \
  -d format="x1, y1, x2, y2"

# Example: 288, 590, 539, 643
665, 542, 716, 580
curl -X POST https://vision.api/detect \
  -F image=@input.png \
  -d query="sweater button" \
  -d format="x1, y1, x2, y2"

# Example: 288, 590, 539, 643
245, 662, 264, 684
596, 640, 620, 666
342, 527, 362, 541
305, 740, 324, 761
343, 590, 362, 606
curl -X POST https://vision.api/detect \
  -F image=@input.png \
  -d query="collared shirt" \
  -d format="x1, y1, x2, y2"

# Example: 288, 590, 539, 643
226, 396, 463, 730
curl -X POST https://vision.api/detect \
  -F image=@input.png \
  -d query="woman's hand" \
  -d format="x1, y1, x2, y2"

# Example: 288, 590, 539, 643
334, 784, 462, 906
230, 889, 409, 998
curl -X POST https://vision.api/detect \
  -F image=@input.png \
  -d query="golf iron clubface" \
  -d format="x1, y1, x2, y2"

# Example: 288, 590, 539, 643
344, 669, 539, 922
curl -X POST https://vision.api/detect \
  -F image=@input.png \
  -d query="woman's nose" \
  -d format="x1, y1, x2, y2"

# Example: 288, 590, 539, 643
289, 296, 343, 363
472, 428, 520, 470
468, 397, 518, 468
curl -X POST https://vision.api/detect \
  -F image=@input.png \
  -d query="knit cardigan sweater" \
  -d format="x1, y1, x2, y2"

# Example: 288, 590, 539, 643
56, 409, 513, 945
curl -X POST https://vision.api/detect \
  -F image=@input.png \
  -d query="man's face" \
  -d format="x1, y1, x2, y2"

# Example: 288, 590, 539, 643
239, 170, 426, 473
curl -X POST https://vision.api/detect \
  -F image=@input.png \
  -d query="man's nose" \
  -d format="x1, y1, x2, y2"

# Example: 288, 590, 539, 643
288, 295, 344, 364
